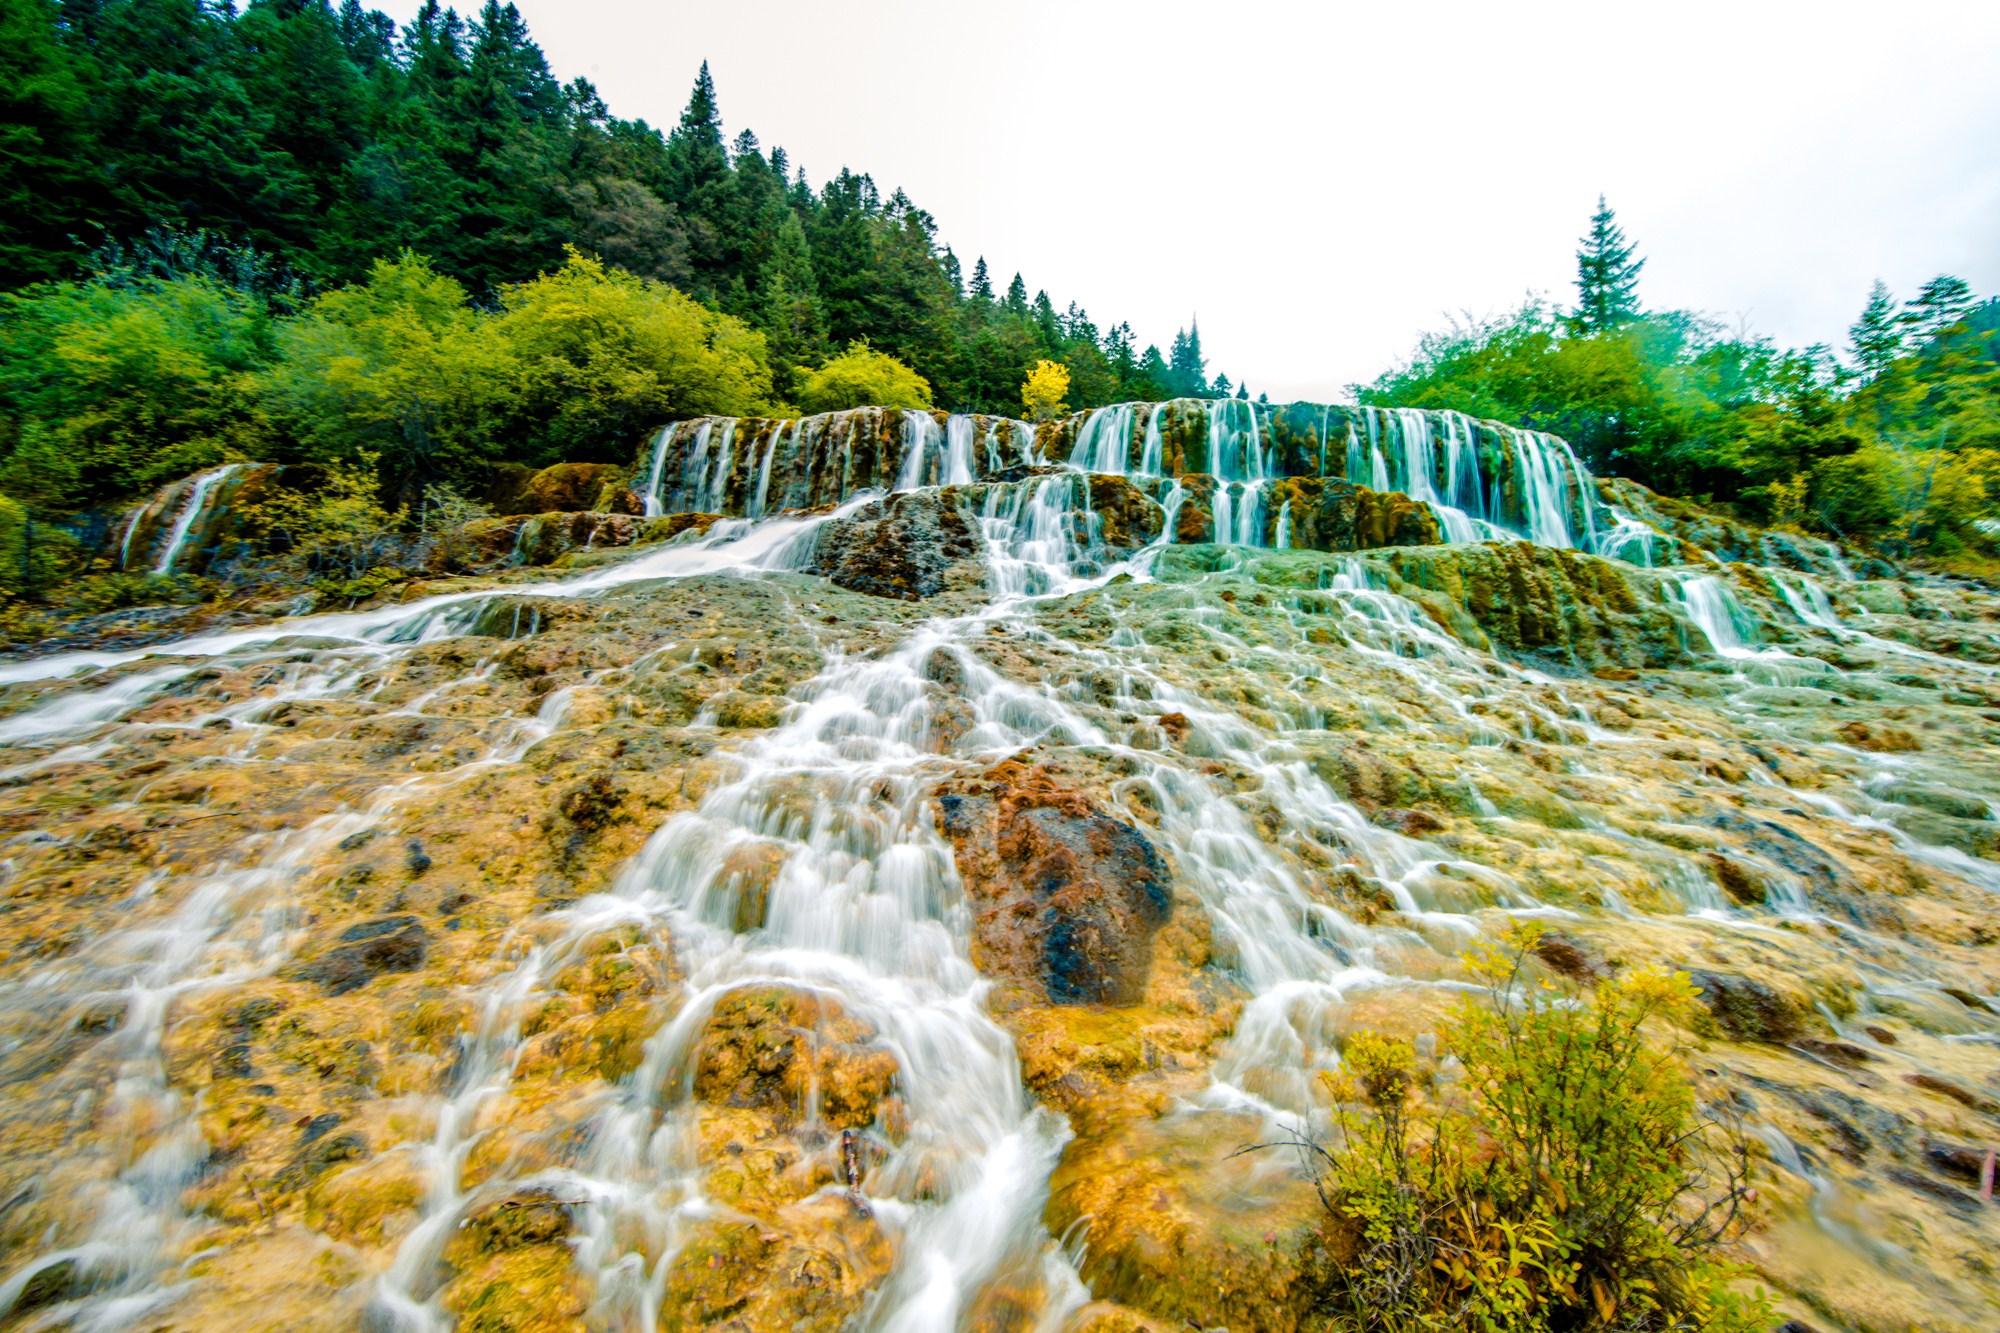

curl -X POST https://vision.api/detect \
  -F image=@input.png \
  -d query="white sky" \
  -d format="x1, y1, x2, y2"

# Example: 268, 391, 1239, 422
384, 0, 2000, 401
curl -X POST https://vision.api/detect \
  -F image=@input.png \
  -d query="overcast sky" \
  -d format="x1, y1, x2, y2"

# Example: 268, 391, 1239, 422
385, 0, 2000, 401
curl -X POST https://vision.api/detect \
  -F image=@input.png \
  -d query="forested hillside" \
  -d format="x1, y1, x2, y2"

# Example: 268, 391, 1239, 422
1, 2, 1215, 486
0, 0, 1994, 597
1359, 201, 2000, 563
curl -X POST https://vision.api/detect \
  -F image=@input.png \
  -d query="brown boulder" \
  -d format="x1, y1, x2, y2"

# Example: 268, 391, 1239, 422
935, 759, 1172, 1005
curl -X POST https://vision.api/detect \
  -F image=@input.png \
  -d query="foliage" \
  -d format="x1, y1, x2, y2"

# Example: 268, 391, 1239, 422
1573, 196, 1645, 335
1021, 358, 1071, 422
416, 481, 493, 572
55, 570, 207, 615
1303, 927, 1766, 1333
0, 0, 1197, 427
1360, 209, 1998, 557
796, 340, 932, 413
0, 492, 79, 599
254, 252, 502, 482
238, 451, 409, 597
492, 249, 775, 459
0, 271, 267, 508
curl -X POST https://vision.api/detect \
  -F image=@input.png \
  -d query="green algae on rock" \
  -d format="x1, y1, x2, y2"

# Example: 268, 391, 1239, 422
2, 402, 1999, 1333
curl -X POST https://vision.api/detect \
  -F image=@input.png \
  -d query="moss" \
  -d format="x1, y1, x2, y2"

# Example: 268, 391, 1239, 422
442, 1246, 589, 1333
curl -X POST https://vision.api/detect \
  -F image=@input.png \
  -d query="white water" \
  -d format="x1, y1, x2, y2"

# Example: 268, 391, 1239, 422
11, 403, 2000, 1328
140, 465, 245, 574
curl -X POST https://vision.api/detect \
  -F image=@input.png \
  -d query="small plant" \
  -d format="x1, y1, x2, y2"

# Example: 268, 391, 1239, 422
416, 482, 493, 573
56, 571, 209, 615
1298, 926, 1767, 1332
238, 452, 411, 597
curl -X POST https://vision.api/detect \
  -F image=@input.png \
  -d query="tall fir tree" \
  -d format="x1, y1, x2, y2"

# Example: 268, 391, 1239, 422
1168, 321, 1206, 397
1903, 274, 1975, 344
1573, 194, 1644, 333
969, 256, 992, 301
664, 60, 731, 294
1848, 280, 1903, 377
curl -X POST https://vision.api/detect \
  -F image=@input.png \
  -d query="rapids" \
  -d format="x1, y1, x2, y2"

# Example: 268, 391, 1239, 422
0, 402, 1997, 1332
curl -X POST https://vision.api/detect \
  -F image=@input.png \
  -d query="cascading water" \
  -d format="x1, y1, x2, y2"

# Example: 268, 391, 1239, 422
5, 394, 1998, 1330
121, 464, 247, 574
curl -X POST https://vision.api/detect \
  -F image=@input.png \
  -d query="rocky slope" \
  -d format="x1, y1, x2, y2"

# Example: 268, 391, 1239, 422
0, 402, 1996, 1333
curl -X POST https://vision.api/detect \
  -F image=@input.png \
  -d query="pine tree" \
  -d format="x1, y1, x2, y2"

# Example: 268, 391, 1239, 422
1848, 280, 1903, 377
0, 0, 95, 281
1573, 194, 1645, 333
1903, 274, 1975, 344
969, 256, 992, 301
1031, 291, 1058, 346
940, 247, 962, 300
758, 211, 829, 397
1168, 320, 1206, 397
1005, 272, 1027, 312
1213, 373, 1232, 398
664, 60, 731, 293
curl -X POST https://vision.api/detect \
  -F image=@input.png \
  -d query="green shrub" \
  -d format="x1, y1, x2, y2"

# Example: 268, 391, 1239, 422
796, 339, 933, 413
55, 571, 208, 615
1305, 927, 1768, 1333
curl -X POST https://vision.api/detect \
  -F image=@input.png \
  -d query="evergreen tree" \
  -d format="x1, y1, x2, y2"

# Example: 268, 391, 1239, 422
940, 246, 962, 300
969, 256, 992, 301
1848, 280, 1903, 377
757, 211, 829, 398
0, 0, 95, 281
1168, 321, 1206, 397
1904, 274, 1975, 344
664, 60, 731, 293
1031, 290, 1058, 347
1005, 272, 1027, 313
1573, 194, 1645, 333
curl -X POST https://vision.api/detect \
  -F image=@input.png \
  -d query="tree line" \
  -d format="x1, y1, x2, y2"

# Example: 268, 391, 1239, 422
1358, 197, 1998, 562
1, 1, 1234, 465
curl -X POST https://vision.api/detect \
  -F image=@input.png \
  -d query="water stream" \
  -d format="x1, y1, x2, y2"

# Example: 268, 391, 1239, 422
3, 402, 1997, 1329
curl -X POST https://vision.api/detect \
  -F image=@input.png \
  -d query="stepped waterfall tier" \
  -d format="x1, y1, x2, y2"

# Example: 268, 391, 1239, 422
635, 399, 1677, 568
1, 401, 1999, 1333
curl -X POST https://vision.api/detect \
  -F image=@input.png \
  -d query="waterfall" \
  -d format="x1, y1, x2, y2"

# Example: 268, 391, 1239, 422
942, 413, 977, 485
1138, 403, 1165, 475
896, 411, 948, 490
750, 421, 786, 518
694, 420, 737, 512
640, 422, 678, 517
16, 389, 1995, 1331
1069, 404, 1136, 475
142, 464, 244, 574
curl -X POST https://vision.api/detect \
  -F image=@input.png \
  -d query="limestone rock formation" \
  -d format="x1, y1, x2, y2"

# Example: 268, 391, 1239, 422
11, 402, 2000, 1333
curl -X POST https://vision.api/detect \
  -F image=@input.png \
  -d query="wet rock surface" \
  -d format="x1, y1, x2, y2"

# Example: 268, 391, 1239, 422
7, 437, 2000, 1333
936, 757, 1172, 1005
803, 488, 986, 598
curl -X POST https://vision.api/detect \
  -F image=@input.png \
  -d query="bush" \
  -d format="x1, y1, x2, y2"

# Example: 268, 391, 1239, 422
0, 272, 270, 510
238, 452, 410, 595
55, 571, 208, 615
1302, 927, 1767, 1333
796, 339, 932, 413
